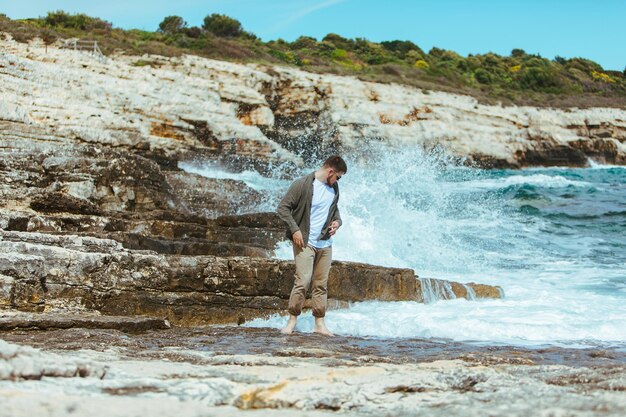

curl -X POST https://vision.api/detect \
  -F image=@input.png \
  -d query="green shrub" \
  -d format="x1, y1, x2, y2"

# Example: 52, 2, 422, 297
202, 14, 242, 37
132, 59, 154, 67
338, 59, 363, 71
271, 38, 289, 47
323, 33, 354, 50
441, 50, 462, 62
474, 68, 492, 84
565, 57, 603, 73
315, 40, 336, 57
240, 31, 258, 40
414, 59, 429, 70
405, 50, 425, 64
381, 40, 424, 59
331, 48, 348, 60
269, 49, 301, 65
354, 38, 392, 65
290, 36, 317, 50
158, 16, 186, 34
129, 29, 161, 42
428, 47, 447, 58
591, 70, 616, 83
482, 53, 502, 67
182, 26, 203, 38
518, 64, 564, 91
43, 10, 111, 31
455, 59, 470, 72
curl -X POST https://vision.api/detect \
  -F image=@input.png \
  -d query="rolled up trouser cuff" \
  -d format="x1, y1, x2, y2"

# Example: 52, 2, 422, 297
288, 305, 302, 316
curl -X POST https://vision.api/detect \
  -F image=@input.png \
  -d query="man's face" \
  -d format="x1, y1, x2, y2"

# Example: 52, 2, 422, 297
327, 169, 344, 186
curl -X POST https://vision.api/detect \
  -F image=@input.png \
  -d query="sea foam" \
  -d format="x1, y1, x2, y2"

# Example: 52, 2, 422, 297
183, 146, 626, 348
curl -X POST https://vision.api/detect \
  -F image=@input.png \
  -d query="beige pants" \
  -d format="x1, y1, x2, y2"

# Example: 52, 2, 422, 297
288, 245, 332, 318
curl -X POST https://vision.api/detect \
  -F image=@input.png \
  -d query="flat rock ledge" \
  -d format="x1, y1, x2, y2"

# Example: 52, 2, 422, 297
0, 230, 503, 326
0, 312, 170, 333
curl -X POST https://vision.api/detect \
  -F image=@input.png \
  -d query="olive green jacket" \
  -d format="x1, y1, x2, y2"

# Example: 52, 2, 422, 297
277, 172, 342, 244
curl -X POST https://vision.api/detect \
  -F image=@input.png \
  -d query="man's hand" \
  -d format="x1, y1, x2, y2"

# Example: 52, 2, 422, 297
292, 230, 305, 248
329, 221, 340, 236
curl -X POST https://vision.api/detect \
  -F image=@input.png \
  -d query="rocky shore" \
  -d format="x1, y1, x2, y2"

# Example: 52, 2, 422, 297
1, 325, 625, 416
1, 34, 625, 416
0, 34, 504, 323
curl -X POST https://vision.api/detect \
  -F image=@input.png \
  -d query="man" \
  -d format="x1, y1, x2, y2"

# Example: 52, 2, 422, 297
277, 155, 347, 336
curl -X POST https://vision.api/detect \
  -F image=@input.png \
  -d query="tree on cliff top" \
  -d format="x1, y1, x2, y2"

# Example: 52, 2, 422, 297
158, 15, 187, 34
202, 13, 243, 37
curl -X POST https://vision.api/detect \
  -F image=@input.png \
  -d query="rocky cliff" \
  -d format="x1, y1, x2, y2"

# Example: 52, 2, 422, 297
1, 35, 625, 172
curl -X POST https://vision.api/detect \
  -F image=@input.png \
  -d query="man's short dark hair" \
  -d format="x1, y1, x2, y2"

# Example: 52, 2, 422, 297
323, 155, 347, 174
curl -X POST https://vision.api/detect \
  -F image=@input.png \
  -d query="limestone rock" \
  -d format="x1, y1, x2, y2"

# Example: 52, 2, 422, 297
164, 171, 262, 218
0, 338, 107, 380
0, 312, 170, 332
1, 37, 625, 170
0, 230, 503, 325
3, 326, 625, 416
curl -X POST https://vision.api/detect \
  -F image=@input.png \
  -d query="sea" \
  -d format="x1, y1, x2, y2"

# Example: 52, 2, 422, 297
180, 145, 626, 349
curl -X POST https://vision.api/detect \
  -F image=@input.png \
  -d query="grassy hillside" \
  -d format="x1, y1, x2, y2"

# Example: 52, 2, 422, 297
2, 11, 625, 108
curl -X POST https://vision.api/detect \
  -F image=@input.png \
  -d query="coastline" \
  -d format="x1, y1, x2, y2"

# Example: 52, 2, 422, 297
1, 30, 625, 417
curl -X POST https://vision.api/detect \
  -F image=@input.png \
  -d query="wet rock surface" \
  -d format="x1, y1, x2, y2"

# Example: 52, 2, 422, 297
1, 327, 624, 416
4, 326, 623, 368
0, 120, 500, 325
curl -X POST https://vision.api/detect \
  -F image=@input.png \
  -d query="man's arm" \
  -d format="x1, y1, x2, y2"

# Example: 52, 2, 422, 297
331, 207, 342, 228
277, 180, 302, 236
329, 207, 342, 236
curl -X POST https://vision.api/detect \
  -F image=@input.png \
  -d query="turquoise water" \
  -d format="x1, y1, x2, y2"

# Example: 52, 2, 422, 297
482, 166, 626, 295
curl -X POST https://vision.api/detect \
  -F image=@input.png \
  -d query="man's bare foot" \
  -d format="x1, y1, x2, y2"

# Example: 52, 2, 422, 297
280, 315, 298, 335
313, 317, 334, 336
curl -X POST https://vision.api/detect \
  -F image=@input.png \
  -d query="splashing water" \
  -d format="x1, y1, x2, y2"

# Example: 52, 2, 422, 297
183, 145, 626, 347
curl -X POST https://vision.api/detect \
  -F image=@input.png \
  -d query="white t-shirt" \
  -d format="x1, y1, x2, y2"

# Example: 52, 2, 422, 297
308, 179, 336, 248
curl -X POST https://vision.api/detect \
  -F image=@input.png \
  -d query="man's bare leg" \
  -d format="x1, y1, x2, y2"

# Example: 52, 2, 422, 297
314, 317, 334, 336
280, 315, 298, 334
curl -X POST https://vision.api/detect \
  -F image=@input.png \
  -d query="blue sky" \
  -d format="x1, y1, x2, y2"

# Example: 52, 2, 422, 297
3, 0, 625, 70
